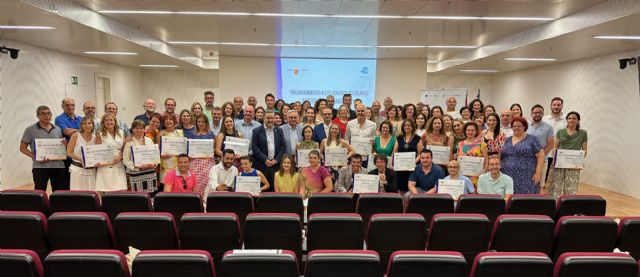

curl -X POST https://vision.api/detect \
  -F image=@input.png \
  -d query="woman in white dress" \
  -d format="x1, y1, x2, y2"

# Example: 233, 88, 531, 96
66, 116, 96, 190
95, 114, 127, 193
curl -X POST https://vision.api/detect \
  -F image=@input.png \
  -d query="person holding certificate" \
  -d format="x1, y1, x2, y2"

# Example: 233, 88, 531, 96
396, 119, 421, 193
123, 120, 159, 192
417, 117, 453, 168
478, 156, 513, 199
500, 117, 544, 194
156, 115, 184, 184
207, 149, 239, 193
334, 154, 368, 193
373, 121, 397, 158
297, 150, 333, 198
66, 117, 97, 191
297, 126, 320, 151
550, 111, 588, 199
457, 122, 489, 186
94, 114, 127, 193
442, 160, 475, 195
275, 155, 299, 193
407, 149, 445, 196
162, 154, 196, 192
215, 116, 244, 165
186, 114, 216, 197
237, 156, 270, 194
368, 154, 397, 192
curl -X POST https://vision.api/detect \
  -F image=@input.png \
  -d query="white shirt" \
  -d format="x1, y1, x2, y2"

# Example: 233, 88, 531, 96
542, 113, 567, 157
345, 118, 376, 140
207, 163, 239, 192
265, 126, 275, 160
446, 110, 461, 119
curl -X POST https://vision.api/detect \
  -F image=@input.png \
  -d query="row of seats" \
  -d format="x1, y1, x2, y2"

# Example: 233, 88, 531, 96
0, 190, 607, 224
1, 249, 639, 277
1, 210, 638, 267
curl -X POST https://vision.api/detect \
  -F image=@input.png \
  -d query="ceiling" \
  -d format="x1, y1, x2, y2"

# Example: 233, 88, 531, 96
1, 0, 639, 73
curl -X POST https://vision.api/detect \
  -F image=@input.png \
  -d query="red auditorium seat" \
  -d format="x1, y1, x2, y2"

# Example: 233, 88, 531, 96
307, 213, 364, 251
488, 214, 555, 253
101, 191, 153, 222
0, 211, 50, 260
0, 189, 49, 215
133, 250, 215, 277
470, 252, 553, 277
49, 190, 100, 213
554, 252, 637, 277
506, 194, 556, 218
221, 250, 299, 277
180, 212, 242, 272
0, 249, 43, 277
427, 213, 491, 263
153, 192, 203, 221
551, 216, 618, 261
48, 212, 115, 250
404, 193, 454, 228
113, 212, 179, 253
305, 250, 380, 277
385, 250, 467, 277
43, 249, 130, 277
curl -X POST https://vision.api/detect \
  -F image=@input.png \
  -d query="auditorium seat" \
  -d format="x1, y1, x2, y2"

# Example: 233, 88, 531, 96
221, 250, 299, 277
206, 192, 254, 228
455, 194, 505, 227
385, 250, 467, 277
256, 192, 304, 221
101, 191, 153, 222
0, 249, 43, 277
427, 213, 491, 263
551, 216, 618, 261
554, 252, 638, 277
0, 211, 50, 260
555, 195, 606, 219
305, 250, 380, 277
180, 212, 241, 271
153, 192, 203, 221
307, 213, 364, 251
243, 213, 302, 259
43, 249, 130, 277
470, 252, 553, 277
356, 193, 404, 226
132, 250, 215, 277
506, 194, 556, 218
307, 193, 354, 218
616, 217, 640, 260
366, 213, 427, 268
48, 212, 115, 250
404, 193, 454, 228
489, 214, 555, 253
0, 190, 49, 215
49, 190, 100, 213
113, 212, 179, 253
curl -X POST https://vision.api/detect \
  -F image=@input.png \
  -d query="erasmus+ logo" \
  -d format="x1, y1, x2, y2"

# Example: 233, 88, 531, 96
361, 67, 369, 75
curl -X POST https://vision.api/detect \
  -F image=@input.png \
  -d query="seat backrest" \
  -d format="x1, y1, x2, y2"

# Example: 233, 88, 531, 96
0, 211, 50, 260
427, 213, 491, 263
221, 250, 299, 277
555, 195, 606, 219
180, 212, 241, 270
153, 192, 203, 221
205, 192, 254, 225
386, 250, 467, 277
48, 212, 115, 250
243, 213, 302, 253
552, 216, 618, 261
356, 193, 404, 226
0, 249, 43, 277
305, 250, 380, 277
113, 212, 179, 253
405, 193, 454, 227
43, 250, 130, 277
49, 190, 101, 213
367, 213, 428, 270
489, 215, 555, 253
506, 194, 556, 218
617, 217, 640, 260
307, 213, 364, 251
455, 194, 505, 227
554, 252, 638, 277
256, 192, 304, 221
0, 190, 49, 215
101, 191, 152, 222
132, 250, 215, 277
470, 252, 553, 277
307, 193, 354, 219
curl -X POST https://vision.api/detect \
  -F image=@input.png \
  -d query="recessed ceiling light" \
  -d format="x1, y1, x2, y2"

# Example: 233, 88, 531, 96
168, 41, 476, 49
99, 10, 173, 14
378, 45, 427, 48
139, 64, 179, 68
84, 51, 138, 55
504, 58, 556, 61
201, 56, 219, 60
427, 60, 440, 64
427, 45, 477, 49
0, 25, 56, 30
593, 35, 640, 40
460, 69, 498, 73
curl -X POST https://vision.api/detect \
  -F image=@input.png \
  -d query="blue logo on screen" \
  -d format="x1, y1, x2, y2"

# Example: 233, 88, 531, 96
361, 67, 369, 75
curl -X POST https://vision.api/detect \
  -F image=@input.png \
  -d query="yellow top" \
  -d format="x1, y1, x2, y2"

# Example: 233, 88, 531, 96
275, 172, 299, 192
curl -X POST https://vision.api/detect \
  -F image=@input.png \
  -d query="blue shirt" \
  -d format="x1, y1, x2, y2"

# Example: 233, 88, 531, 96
409, 164, 445, 192
234, 119, 261, 154
54, 113, 82, 140
443, 175, 476, 194
134, 113, 151, 125
527, 121, 554, 149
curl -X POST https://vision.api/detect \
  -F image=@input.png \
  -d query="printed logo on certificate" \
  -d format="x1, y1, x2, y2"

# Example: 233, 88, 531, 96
187, 139, 214, 158
81, 144, 113, 168
458, 156, 484, 176
353, 174, 379, 194
426, 145, 450, 165
393, 152, 416, 171
34, 139, 67, 161
297, 149, 313, 168
437, 179, 465, 200
554, 149, 585, 169
160, 136, 187, 155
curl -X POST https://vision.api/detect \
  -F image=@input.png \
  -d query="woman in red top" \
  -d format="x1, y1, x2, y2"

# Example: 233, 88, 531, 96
332, 105, 350, 137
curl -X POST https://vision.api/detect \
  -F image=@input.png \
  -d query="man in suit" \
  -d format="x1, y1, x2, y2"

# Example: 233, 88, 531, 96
252, 110, 286, 192
313, 107, 333, 143
280, 110, 304, 155
368, 154, 397, 192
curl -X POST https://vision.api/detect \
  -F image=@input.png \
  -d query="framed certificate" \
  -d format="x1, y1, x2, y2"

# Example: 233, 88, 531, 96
187, 139, 214, 158
297, 149, 313, 168
225, 137, 250, 156
458, 156, 484, 176
353, 174, 380, 193
160, 136, 187, 155
324, 148, 348, 167
427, 145, 451, 165
393, 152, 416, 171
554, 149, 585, 169
81, 144, 113, 168
437, 179, 465, 200
34, 139, 67, 161
131, 144, 160, 167
235, 176, 261, 195
351, 138, 372, 156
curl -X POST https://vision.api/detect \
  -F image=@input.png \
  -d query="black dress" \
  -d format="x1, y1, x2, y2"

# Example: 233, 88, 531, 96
395, 134, 420, 192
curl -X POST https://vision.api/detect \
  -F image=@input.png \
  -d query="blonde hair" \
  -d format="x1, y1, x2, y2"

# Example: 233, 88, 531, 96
99, 113, 122, 138
78, 116, 95, 135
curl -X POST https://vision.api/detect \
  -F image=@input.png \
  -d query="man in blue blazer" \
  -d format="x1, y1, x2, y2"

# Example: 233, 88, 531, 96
252, 110, 286, 192
280, 110, 304, 155
313, 108, 334, 143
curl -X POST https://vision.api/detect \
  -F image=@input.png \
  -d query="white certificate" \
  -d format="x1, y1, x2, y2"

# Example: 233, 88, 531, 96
160, 136, 187, 155
353, 174, 380, 193
224, 137, 250, 156
324, 147, 348, 167
427, 145, 451, 165
235, 176, 261, 195
187, 139, 214, 158
81, 144, 113, 167
555, 149, 585, 169
131, 144, 160, 167
437, 179, 466, 200
393, 152, 416, 171
297, 149, 313, 168
458, 156, 485, 176
351, 138, 372, 156
34, 139, 67, 161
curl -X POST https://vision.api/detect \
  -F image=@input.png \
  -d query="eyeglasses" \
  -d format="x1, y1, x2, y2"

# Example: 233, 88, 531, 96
447, 166, 460, 168
39, 112, 52, 116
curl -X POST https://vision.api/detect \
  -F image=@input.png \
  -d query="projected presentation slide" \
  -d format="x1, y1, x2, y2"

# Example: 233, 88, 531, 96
277, 58, 377, 107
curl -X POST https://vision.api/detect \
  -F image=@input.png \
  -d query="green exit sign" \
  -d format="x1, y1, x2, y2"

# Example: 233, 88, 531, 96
71, 76, 79, 85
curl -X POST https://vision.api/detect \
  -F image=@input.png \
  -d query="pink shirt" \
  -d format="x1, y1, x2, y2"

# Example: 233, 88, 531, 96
162, 169, 196, 192
302, 166, 331, 191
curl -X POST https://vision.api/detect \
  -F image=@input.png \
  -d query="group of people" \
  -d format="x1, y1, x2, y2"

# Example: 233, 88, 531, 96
21, 91, 587, 200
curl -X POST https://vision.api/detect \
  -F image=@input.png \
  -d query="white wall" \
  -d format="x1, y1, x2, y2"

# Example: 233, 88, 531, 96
141, 69, 219, 114
427, 73, 495, 108
492, 50, 640, 198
